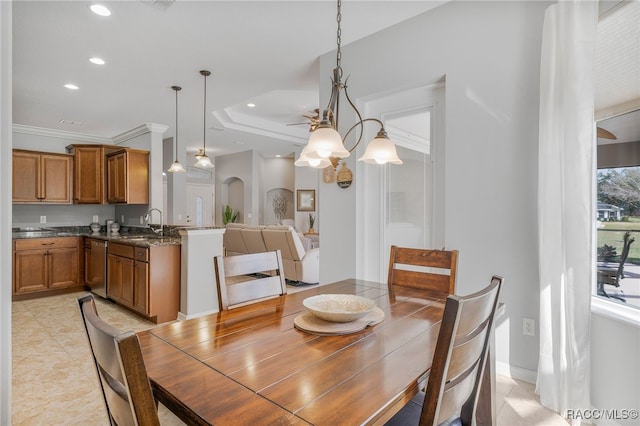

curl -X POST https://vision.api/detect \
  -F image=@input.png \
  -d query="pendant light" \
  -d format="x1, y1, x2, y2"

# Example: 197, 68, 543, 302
296, 0, 402, 168
194, 70, 214, 168
167, 85, 186, 173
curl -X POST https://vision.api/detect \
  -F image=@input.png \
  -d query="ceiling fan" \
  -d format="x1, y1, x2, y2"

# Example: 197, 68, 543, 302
597, 126, 617, 140
287, 109, 320, 132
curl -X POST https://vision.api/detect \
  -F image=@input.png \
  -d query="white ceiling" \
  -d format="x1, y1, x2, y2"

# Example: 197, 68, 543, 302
596, 0, 640, 145
12, 0, 446, 159
12, 1, 640, 156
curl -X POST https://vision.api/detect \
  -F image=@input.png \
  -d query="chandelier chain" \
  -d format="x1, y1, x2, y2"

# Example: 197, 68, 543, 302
336, 0, 342, 72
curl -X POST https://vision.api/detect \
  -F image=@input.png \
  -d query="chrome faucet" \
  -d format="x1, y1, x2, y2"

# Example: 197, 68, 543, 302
144, 208, 163, 236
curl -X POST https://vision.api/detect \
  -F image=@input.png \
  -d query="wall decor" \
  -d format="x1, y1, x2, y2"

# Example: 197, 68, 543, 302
336, 162, 353, 188
297, 189, 316, 211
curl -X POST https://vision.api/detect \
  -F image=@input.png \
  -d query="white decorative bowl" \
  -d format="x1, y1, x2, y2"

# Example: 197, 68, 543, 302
303, 294, 376, 323
90, 222, 101, 233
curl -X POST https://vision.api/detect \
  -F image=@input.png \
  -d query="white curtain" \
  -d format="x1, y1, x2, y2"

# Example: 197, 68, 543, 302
537, 0, 598, 421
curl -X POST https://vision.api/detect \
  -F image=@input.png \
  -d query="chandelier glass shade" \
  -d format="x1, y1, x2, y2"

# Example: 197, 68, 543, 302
357, 128, 402, 165
294, 144, 333, 168
167, 85, 186, 173
194, 70, 214, 168
296, 0, 402, 168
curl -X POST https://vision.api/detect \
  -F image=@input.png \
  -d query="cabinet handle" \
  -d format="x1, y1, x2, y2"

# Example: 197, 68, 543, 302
41, 243, 55, 246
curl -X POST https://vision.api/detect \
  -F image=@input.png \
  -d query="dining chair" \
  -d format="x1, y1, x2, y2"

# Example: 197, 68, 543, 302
387, 246, 459, 298
214, 249, 288, 310
385, 275, 503, 426
77, 294, 160, 426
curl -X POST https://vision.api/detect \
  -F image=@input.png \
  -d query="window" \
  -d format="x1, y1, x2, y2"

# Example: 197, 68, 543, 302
595, 110, 640, 313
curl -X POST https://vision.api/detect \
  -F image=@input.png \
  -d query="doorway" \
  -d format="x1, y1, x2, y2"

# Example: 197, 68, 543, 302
186, 183, 214, 227
357, 84, 445, 281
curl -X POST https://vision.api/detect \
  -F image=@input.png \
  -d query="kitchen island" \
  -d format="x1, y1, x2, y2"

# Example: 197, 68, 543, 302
12, 226, 182, 323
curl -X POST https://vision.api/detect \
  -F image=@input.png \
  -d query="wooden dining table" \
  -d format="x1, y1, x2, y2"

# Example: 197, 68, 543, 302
138, 278, 494, 425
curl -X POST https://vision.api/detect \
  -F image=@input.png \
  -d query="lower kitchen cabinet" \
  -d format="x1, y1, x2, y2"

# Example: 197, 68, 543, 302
107, 242, 180, 323
13, 237, 83, 299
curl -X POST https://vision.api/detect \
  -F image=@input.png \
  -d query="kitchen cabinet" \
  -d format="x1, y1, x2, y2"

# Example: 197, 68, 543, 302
106, 148, 149, 204
13, 237, 83, 298
66, 144, 120, 204
107, 242, 180, 323
12, 149, 72, 204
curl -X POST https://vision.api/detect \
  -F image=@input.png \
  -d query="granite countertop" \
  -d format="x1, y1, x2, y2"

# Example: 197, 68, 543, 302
12, 226, 181, 247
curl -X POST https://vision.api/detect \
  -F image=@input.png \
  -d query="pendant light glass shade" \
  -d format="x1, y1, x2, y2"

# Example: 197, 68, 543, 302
357, 129, 403, 165
195, 154, 214, 168
167, 85, 186, 173
195, 70, 214, 168
167, 160, 186, 173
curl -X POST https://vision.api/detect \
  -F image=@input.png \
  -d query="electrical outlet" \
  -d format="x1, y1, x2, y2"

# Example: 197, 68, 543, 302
121, 215, 125, 223
92, 215, 99, 223
140, 216, 144, 225
40, 215, 46, 224
523, 318, 536, 336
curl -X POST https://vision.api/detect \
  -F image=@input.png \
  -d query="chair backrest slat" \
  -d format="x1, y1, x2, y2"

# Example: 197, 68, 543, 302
419, 275, 502, 426
78, 295, 159, 426
387, 246, 458, 297
214, 250, 287, 310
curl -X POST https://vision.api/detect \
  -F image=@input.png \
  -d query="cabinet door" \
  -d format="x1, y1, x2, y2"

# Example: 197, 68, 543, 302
107, 254, 122, 301
134, 261, 149, 314
74, 147, 104, 204
120, 257, 135, 306
48, 247, 78, 289
84, 246, 92, 285
41, 154, 72, 203
107, 153, 127, 203
13, 151, 41, 202
14, 249, 48, 293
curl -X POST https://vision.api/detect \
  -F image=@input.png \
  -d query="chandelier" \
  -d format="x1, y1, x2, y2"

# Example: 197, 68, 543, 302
295, 0, 402, 169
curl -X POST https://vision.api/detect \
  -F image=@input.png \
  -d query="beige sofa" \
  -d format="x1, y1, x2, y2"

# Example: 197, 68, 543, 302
223, 224, 319, 284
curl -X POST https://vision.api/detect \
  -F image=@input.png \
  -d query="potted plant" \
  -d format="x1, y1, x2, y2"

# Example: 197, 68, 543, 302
222, 205, 239, 225
308, 213, 316, 234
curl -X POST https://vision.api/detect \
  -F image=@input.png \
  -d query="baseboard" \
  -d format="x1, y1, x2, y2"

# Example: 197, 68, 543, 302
177, 308, 219, 321
496, 361, 537, 384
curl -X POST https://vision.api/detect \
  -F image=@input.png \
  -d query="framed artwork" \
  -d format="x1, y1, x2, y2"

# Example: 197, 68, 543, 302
297, 189, 316, 211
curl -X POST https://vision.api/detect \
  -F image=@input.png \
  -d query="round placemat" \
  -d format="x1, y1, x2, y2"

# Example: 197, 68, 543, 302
294, 307, 385, 335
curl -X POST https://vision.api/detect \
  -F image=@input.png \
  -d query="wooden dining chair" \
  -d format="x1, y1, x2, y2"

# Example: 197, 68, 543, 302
385, 275, 503, 426
387, 246, 459, 298
77, 294, 160, 426
214, 249, 287, 310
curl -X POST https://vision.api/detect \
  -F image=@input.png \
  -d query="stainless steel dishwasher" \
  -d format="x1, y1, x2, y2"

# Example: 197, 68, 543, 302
89, 239, 108, 297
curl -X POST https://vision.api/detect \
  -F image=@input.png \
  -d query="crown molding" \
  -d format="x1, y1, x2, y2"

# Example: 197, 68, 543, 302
12, 124, 111, 144
112, 123, 169, 144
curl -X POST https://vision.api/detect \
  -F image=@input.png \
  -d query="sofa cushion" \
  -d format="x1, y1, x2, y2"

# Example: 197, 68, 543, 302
224, 224, 247, 254
241, 225, 267, 254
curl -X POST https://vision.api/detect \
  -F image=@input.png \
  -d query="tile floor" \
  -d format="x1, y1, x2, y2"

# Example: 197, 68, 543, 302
12, 289, 570, 425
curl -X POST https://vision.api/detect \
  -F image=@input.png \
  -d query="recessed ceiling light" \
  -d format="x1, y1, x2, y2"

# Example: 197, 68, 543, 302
247, 103, 256, 108
234, 141, 245, 145
59, 119, 83, 125
64, 83, 79, 90
89, 57, 105, 65
90, 4, 111, 16
275, 155, 282, 158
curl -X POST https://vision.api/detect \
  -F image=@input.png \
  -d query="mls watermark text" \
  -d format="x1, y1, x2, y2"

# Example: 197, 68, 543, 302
567, 409, 639, 421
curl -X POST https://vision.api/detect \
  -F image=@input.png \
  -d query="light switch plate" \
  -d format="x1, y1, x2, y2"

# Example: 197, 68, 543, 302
40, 216, 46, 224
93, 215, 99, 223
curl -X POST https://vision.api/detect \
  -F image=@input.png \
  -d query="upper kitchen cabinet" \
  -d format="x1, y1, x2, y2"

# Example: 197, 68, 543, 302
66, 144, 121, 204
106, 148, 149, 204
12, 149, 72, 204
